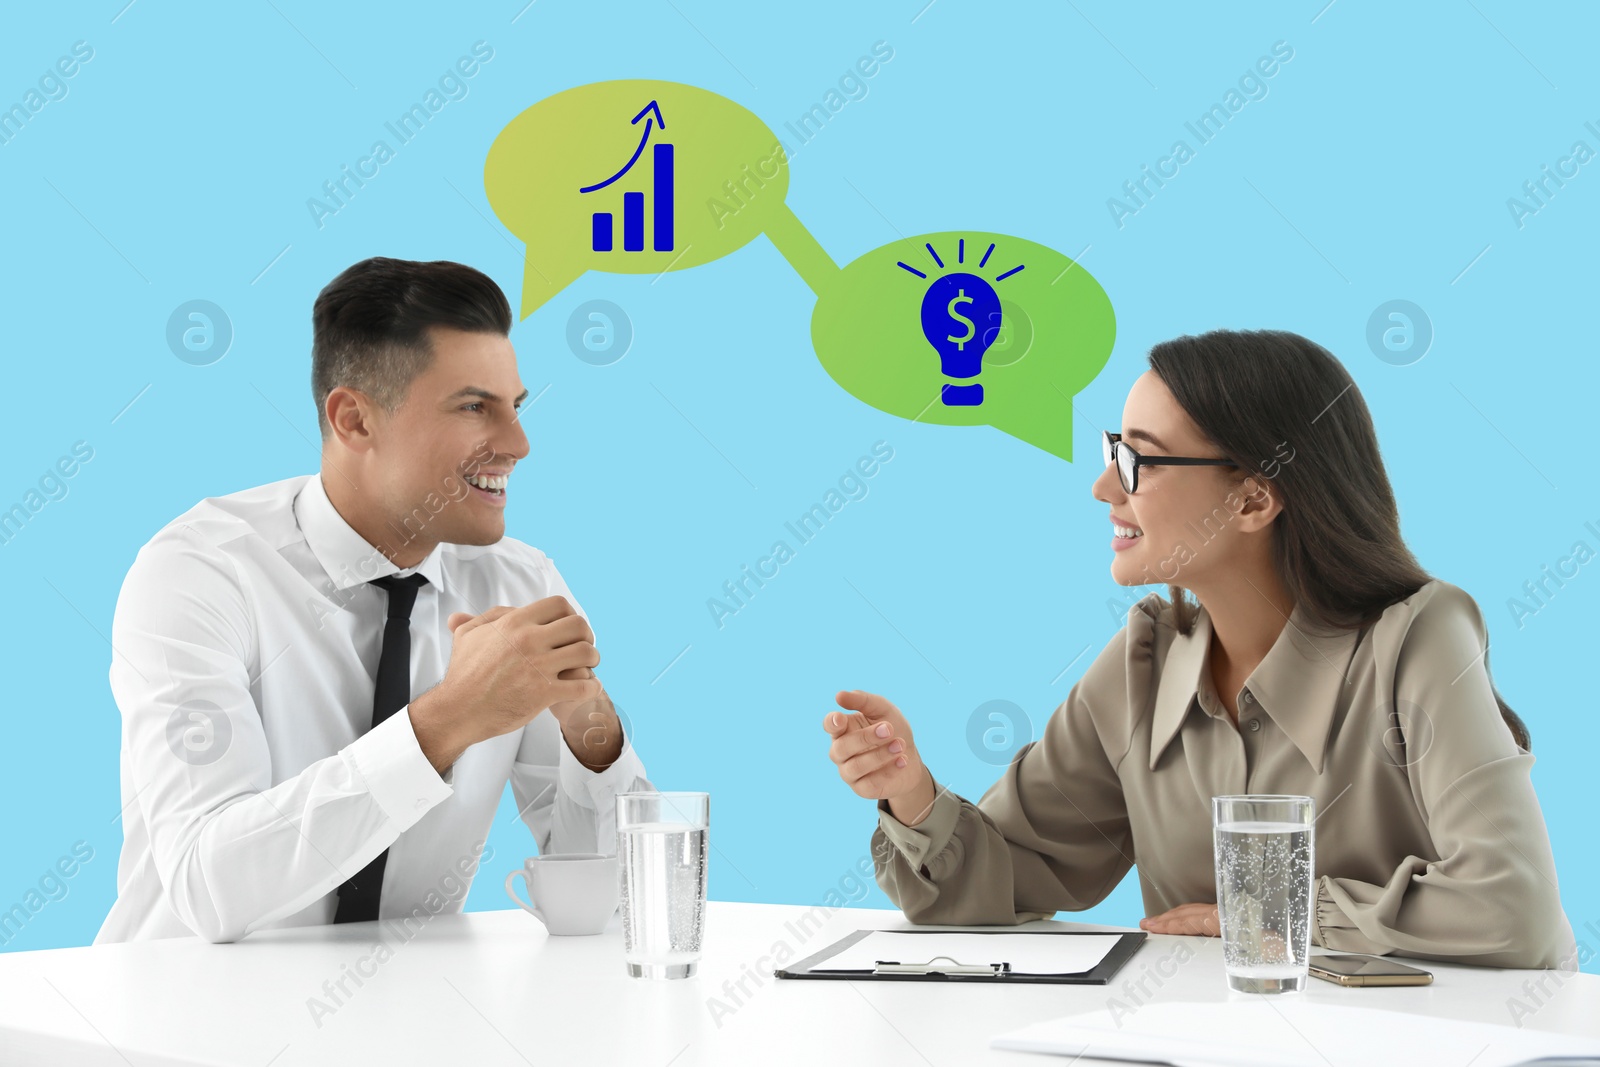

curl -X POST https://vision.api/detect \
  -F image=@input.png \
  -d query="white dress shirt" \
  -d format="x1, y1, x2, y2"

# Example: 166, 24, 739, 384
96, 473, 650, 944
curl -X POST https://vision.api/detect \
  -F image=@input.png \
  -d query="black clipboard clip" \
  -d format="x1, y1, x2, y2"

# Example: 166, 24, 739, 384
873, 955, 1012, 977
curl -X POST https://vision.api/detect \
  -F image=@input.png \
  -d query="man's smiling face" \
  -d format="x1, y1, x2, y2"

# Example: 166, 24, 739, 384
361, 325, 530, 555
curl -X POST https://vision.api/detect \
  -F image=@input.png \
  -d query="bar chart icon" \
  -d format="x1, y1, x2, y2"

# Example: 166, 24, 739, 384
582, 102, 674, 254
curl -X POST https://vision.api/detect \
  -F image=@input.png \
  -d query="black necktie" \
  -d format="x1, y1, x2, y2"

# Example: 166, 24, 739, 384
334, 572, 429, 924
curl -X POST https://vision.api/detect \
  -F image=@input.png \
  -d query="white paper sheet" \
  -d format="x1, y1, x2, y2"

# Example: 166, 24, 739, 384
990, 1001, 1600, 1067
810, 931, 1125, 975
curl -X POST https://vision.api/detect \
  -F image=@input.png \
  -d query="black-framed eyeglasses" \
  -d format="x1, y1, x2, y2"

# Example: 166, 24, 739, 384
1102, 430, 1238, 494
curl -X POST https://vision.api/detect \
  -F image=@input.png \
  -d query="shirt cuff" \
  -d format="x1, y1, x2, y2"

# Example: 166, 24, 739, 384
557, 728, 649, 812
876, 779, 963, 871
342, 704, 456, 834
1313, 875, 1379, 953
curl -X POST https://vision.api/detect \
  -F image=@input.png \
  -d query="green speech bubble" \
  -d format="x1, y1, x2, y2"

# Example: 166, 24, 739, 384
809, 232, 1114, 461
485, 79, 790, 317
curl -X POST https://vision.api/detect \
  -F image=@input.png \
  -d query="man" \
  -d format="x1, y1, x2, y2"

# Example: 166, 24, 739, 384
97, 257, 649, 944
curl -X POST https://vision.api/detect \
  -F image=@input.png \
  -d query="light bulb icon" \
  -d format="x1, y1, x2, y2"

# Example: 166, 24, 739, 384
902, 239, 1024, 407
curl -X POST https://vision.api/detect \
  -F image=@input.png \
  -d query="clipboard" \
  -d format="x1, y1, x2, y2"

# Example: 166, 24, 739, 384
774, 928, 1147, 985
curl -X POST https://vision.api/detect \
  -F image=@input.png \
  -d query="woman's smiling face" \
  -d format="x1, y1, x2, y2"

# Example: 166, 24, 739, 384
1092, 371, 1275, 588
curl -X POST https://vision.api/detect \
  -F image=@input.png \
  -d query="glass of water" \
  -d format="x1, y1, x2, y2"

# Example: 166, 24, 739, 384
617, 791, 709, 979
1212, 794, 1315, 994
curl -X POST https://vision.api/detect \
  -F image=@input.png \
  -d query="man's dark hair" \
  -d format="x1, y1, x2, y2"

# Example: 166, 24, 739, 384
311, 257, 513, 438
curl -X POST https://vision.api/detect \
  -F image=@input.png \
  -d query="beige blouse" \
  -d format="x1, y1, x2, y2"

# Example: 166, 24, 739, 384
872, 580, 1576, 969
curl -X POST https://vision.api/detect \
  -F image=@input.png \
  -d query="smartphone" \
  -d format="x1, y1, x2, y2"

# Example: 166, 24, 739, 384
1308, 953, 1433, 987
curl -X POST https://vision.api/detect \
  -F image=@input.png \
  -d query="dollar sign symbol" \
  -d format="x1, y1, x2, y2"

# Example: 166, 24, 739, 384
946, 289, 976, 351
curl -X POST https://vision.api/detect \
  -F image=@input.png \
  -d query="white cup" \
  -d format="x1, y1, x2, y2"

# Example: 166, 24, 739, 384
503, 853, 619, 936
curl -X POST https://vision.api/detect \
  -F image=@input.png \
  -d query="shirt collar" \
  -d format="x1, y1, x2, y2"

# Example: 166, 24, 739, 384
1148, 597, 1362, 774
293, 472, 445, 591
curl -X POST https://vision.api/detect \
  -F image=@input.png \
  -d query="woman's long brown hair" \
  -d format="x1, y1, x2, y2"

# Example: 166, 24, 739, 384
1146, 328, 1531, 751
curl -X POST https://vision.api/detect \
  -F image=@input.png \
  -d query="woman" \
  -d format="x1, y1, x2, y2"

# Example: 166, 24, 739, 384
823, 329, 1575, 969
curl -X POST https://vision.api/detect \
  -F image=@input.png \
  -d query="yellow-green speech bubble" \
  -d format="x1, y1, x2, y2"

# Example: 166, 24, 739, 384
485, 78, 790, 317
808, 232, 1114, 461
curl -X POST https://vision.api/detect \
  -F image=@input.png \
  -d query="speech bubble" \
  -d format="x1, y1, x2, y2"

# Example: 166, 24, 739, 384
485, 79, 791, 317
810, 232, 1114, 460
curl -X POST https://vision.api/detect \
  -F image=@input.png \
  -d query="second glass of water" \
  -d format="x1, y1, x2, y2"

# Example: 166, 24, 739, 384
617, 790, 709, 979
1212, 794, 1315, 994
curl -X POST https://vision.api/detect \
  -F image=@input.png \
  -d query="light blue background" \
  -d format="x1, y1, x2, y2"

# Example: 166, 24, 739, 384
1, 1, 1595, 972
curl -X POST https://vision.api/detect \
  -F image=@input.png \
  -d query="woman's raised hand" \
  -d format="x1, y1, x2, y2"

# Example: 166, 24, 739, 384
824, 690, 938, 825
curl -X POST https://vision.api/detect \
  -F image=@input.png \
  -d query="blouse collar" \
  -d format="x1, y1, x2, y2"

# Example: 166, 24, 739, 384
1149, 597, 1364, 774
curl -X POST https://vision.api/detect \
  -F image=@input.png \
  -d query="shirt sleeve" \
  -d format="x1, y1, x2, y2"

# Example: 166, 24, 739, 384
110, 525, 455, 944
870, 628, 1136, 924
506, 554, 651, 858
1311, 583, 1577, 969
510, 713, 651, 858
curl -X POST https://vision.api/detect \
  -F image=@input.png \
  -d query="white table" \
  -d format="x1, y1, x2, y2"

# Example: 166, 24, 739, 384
1, 902, 1595, 1065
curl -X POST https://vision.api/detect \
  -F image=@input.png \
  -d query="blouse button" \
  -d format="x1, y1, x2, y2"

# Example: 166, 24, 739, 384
1247, 718, 1261, 732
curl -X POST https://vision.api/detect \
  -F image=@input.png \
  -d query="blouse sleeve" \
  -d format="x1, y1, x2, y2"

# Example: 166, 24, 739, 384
1312, 582, 1576, 969
870, 627, 1137, 925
